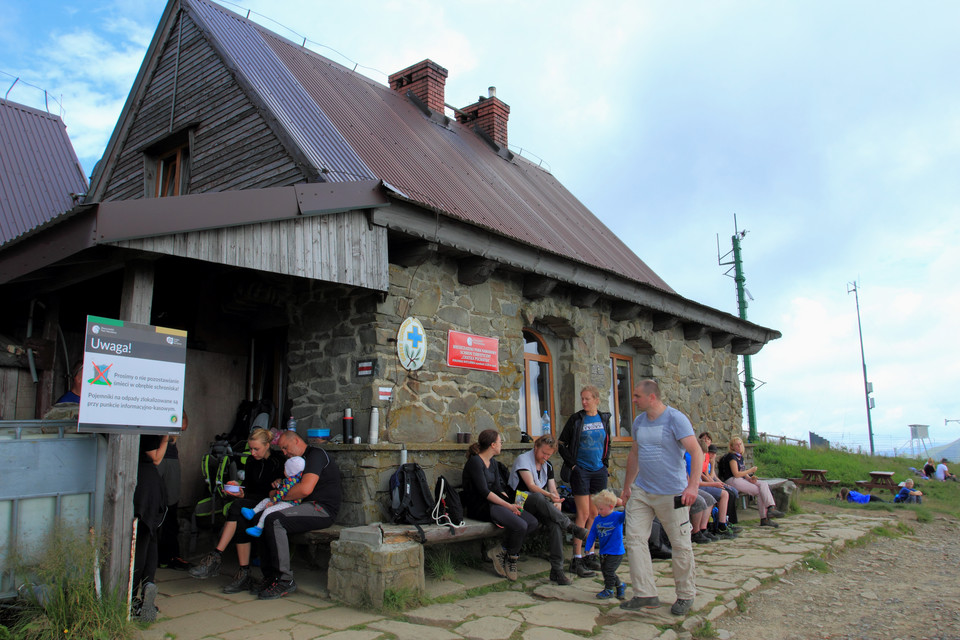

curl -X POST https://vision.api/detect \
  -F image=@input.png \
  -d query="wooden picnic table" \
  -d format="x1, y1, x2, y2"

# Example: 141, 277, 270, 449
855, 470, 898, 494
790, 468, 840, 489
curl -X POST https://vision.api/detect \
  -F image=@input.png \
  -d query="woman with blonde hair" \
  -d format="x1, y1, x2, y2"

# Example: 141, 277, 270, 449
718, 437, 784, 528
190, 427, 285, 592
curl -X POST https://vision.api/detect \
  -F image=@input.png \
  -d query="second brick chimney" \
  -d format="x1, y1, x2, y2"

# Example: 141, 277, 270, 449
388, 59, 449, 113
456, 87, 511, 149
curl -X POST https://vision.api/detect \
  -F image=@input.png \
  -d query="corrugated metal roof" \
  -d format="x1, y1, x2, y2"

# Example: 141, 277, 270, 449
185, 0, 672, 293
0, 100, 88, 247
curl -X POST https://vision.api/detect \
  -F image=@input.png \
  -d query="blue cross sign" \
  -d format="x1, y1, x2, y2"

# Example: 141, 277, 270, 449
407, 325, 423, 349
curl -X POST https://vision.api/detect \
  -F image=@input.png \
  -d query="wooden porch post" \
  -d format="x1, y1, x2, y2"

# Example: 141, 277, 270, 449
102, 261, 154, 595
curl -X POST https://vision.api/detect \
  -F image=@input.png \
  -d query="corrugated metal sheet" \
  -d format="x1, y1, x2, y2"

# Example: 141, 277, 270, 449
0, 100, 88, 247
187, 0, 375, 184
185, 0, 672, 292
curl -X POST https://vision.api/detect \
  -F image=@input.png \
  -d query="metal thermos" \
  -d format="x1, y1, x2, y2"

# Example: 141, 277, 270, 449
369, 407, 379, 444
343, 407, 354, 441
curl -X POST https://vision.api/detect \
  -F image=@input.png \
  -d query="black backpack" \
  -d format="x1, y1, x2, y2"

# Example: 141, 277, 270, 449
390, 463, 435, 527
648, 517, 673, 559
432, 475, 465, 531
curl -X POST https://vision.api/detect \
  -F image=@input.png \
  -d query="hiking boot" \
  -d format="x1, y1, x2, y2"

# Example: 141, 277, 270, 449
549, 569, 573, 585
505, 555, 519, 581
566, 521, 589, 540
138, 582, 158, 622
727, 524, 742, 533
759, 518, 779, 528
596, 588, 615, 599
691, 531, 711, 544
258, 578, 296, 600
620, 595, 660, 610
248, 577, 264, 595
570, 557, 595, 577
701, 530, 719, 542
487, 546, 507, 579
584, 553, 601, 571
767, 507, 785, 518
222, 566, 253, 594
616, 582, 626, 599
670, 598, 693, 615
714, 527, 737, 540
189, 550, 222, 579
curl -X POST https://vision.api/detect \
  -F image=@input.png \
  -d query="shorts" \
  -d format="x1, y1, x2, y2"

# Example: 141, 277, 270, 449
570, 466, 608, 496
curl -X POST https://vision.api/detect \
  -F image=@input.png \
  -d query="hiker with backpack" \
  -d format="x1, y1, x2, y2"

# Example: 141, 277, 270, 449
462, 429, 537, 582
190, 427, 284, 593
508, 434, 588, 585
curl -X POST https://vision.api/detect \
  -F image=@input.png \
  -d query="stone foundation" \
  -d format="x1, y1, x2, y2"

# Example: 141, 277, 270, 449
327, 526, 424, 608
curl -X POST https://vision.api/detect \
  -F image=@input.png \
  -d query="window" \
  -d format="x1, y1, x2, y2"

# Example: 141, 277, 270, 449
519, 329, 554, 436
610, 354, 633, 439
143, 127, 193, 198
155, 146, 187, 197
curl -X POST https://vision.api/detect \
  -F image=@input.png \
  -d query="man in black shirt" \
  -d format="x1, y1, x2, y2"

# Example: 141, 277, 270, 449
257, 431, 341, 599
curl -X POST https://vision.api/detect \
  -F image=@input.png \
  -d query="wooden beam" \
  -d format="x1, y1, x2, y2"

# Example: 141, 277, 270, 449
457, 256, 496, 285
610, 302, 640, 322
652, 312, 679, 332
683, 323, 708, 341
390, 241, 436, 267
522, 275, 556, 300
711, 332, 735, 349
102, 261, 154, 596
570, 288, 600, 308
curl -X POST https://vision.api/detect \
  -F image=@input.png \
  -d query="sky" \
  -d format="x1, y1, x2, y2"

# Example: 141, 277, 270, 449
3, 0, 959, 456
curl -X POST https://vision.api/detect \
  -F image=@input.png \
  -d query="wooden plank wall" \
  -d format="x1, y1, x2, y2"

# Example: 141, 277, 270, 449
102, 11, 305, 201
113, 210, 389, 290
0, 367, 37, 420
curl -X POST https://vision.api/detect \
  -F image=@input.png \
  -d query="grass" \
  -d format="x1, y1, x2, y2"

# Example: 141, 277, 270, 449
425, 548, 457, 581
381, 587, 426, 612
752, 443, 960, 519
692, 620, 718, 638
6, 526, 137, 640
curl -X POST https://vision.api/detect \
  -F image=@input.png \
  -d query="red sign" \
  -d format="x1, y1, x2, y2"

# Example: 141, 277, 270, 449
446, 331, 499, 372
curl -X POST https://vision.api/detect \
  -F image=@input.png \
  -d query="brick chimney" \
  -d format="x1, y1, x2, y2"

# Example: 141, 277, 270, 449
388, 59, 449, 113
456, 87, 511, 149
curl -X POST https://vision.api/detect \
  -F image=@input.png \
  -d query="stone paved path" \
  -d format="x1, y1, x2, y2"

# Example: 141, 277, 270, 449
138, 511, 896, 640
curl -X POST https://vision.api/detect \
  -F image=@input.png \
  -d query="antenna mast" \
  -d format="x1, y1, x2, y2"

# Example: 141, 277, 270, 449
718, 215, 759, 442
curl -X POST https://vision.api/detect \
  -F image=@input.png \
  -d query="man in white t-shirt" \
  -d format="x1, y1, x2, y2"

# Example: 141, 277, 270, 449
935, 459, 957, 481
619, 379, 702, 617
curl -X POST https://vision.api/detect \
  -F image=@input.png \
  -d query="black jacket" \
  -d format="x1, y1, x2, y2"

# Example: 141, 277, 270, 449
557, 410, 611, 478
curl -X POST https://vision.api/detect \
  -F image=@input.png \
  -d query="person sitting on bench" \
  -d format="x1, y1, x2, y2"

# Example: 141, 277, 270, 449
241, 456, 305, 536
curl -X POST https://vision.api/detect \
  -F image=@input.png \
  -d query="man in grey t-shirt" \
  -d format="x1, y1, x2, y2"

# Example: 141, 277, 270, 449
618, 380, 702, 617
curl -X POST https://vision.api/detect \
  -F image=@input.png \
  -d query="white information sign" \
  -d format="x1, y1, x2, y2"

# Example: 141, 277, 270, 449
78, 315, 187, 434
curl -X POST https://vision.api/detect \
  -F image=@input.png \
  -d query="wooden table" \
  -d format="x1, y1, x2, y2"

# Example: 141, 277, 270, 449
790, 468, 840, 489
855, 471, 898, 494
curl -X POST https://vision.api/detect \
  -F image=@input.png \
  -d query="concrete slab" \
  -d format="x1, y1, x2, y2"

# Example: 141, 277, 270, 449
157, 591, 231, 617
292, 607, 386, 630
456, 615, 522, 640
368, 619, 463, 640
221, 596, 316, 621
521, 627, 592, 640
513, 601, 600, 632
149, 609, 249, 640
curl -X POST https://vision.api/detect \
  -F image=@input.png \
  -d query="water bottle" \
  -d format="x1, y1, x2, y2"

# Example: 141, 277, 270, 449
369, 407, 379, 445
541, 410, 550, 432
287, 416, 297, 431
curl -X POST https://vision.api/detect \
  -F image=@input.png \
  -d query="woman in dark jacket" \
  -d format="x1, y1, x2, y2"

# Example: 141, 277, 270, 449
557, 385, 611, 577
462, 429, 538, 582
189, 427, 284, 592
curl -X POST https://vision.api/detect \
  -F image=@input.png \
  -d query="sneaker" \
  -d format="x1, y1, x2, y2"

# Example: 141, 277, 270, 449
567, 522, 589, 540
222, 566, 253, 594
616, 582, 626, 599
570, 557, 596, 577
138, 582, 158, 622
670, 598, 693, 615
620, 595, 660, 610
714, 527, 737, 540
505, 555, 519, 582
701, 530, 719, 541
760, 518, 779, 528
727, 524, 742, 533
767, 507, 786, 518
241, 507, 256, 521
549, 569, 573, 585
248, 577, 264, 595
584, 553, 601, 571
163, 557, 192, 571
596, 589, 615, 599
488, 546, 507, 579
691, 531, 711, 544
189, 550, 222, 579
258, 578, 296, 600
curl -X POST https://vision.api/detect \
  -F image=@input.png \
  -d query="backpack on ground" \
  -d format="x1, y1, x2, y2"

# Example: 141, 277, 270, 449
390, 462, 436, 530
648, 517, 673, 559
432, 475, 465, 531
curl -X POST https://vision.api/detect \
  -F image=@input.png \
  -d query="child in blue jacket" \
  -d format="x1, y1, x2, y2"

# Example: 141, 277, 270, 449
584, 490, 626, 599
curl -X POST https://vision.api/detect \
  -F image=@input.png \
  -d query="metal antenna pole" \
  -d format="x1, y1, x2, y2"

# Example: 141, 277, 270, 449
848, 281, 875, 455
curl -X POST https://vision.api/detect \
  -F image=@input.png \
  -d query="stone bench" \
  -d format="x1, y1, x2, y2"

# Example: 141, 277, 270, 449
323, 518, 500, 607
